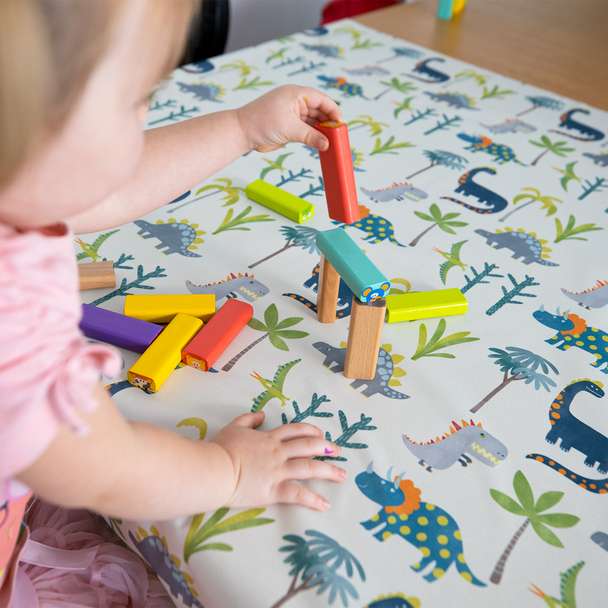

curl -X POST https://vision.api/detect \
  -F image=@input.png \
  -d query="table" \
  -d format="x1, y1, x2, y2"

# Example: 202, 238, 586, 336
80, 13, 608, 608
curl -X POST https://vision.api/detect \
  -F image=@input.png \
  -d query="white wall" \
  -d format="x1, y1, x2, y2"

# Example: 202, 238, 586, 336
225, 0, 331, 53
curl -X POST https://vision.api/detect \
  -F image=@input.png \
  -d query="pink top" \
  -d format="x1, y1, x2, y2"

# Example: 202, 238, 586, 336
0, 222, 121, 581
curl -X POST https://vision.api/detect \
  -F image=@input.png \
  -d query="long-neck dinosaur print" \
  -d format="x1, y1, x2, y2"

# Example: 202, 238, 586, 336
407, 58, 450, 83
533, 306, 608, 373
402, 419, 508, 472
440, 167, 508, 214
550, 108, 605, 142
356, 463, 486, 586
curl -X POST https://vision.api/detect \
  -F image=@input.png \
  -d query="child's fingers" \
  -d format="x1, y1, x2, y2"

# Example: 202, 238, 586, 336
277, 481, 331, 511
282, 436, 340, 459
228, 411, 265, 429
273, 422, 324, 442
284, 458, 346, 484
299, 88, 342, 123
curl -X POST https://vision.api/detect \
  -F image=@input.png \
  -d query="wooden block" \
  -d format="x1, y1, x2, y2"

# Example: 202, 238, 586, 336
317, 255, 341, 323
183, 299, 253, 371
78, 261, 115, 290
124, 294, 215, 324
79, 304, 163, 353
128, 313, 203, 392
314, 121, 360, 224
385, 289, 468, 323
316, 228, 390, 302
344, 296, 386, 380
246, 179, 314, 223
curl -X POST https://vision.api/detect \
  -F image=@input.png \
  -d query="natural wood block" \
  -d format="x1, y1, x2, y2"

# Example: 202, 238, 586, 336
344, 296, 386, 380
317, 255, 341, 323
78, 261, 115, 291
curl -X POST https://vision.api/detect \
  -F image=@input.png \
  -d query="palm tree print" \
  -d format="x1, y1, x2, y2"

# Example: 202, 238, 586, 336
248, 225, 319, 269
271, 530, 365, 608
489, 471, 579, 584
409, 203, 468, 246
470, 347, 558, 413
529, 136, 574, 166
499, 188, 563, 223
444, 68, 488, 88
406, 149, 468, 180
169, 178, 245, 213
374, 78, 416, 101
347, 115, 388, 136
222, 303, 308, 371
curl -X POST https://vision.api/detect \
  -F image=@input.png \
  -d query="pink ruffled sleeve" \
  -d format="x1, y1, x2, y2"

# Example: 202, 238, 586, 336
0, 223, 121, 480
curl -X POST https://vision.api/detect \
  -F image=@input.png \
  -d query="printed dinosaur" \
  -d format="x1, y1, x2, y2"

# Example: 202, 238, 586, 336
550, 108, 605, 142
301, 43, 344, 58
527, 453, 608, 494
475, 228, 558, 266
134, 218, 205, 257
283, 261, 354, 319
533, 305, 608, 373
480, 118, 536, 134
333, 206, 407, 247
317, 75, 366, 98
424, 92, 479, 110
357, 463, 486, 585
440, 167, 508, 214
402, 419, 508, 472
313, 341, 410, 400
407, 58, 450, 84
529, 561, 584, 608
561, 280, 608, 309
177, 81, 225, 102
75, 230, 120, 261
365, 593, 419, 608
186, 272, 269, 302
360, 182, 428, 203
582, 151, 608, 167
250, 359, 301, 412
344, 65, 390, 76
457, 133, 527, 166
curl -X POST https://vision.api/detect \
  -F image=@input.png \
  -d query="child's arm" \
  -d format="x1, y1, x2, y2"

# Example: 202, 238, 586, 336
17, 383, 344, 519
66, 85, 342, 234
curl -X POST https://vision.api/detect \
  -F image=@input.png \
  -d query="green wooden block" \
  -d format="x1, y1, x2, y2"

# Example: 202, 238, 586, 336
385, 288, 468, 323
246, 179, 314, 223
316, 228, 390, 302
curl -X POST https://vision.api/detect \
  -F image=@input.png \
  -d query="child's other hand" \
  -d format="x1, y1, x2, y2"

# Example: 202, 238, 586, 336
236, 85, 343, 153
213, 411, 345, 511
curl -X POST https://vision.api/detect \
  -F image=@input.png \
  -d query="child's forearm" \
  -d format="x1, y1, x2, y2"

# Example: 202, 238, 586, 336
17, 383, 239, 520
67, 109, 248, 234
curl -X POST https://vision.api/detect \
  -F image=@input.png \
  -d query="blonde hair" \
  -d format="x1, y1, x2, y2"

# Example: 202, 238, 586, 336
0, 0, 199, 191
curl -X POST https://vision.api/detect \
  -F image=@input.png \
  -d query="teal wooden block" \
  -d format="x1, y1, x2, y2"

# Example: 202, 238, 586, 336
385, 288, 468, 323
437, 0, 454, 19
316, 228, 390, 302
246, 179, 314, 223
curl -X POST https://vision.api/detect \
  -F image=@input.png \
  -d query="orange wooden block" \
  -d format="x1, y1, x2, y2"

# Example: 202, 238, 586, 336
344, 296, 386, 380
78, 261, 115, 291
317, 255, 341, 323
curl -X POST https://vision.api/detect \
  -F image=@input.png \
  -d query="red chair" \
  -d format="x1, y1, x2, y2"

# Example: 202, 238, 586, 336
321, 0, 400, 25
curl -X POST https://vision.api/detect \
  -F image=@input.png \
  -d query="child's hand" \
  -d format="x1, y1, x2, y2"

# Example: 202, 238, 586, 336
236, 85, 343, 153
213, 411, 345, 511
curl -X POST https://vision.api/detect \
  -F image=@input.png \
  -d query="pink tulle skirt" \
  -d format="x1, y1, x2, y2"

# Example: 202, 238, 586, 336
5, 499, 175, 608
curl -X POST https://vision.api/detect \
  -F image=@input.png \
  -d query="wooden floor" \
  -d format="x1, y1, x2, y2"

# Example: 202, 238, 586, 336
354, 0, 608, 111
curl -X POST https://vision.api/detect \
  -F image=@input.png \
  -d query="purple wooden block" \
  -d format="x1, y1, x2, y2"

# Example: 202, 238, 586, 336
79, 304, 163, 353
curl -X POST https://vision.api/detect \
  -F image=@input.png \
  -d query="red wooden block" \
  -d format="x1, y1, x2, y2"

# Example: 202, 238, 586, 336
182, 299, 253, 371
314, 121, 360, 224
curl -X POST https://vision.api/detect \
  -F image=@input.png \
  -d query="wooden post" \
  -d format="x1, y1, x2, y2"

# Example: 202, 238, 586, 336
317, 255, 341, 323
78, 261, 116, 290
344, 296, 386, 380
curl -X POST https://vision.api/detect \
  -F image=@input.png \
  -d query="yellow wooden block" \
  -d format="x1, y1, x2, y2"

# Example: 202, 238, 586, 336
127, 313, 203, 392
385, 289, 467, 323
124, 294, 215, 324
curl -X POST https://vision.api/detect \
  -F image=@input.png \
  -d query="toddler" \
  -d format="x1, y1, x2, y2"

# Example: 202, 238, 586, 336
0, 1, 346, 606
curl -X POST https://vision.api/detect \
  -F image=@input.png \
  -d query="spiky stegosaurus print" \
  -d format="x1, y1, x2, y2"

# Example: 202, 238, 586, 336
475, 227, 557, 266
134, 217, 205, 257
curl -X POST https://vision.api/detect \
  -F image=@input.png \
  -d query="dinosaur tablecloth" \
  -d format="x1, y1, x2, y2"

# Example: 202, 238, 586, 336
77, 19, 608, 608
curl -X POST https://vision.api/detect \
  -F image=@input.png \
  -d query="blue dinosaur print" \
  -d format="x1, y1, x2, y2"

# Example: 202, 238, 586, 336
134, 218, 205, 257
361, 182, 428, 203
186, 272, 269, 302
129, 531, 204, 607
550, 108, 605, 142
457, 133, 527, 165
334, 208, 407, 247
533, 306, 608, 373
561, 280, 608, 310
440, 167, 507, 214
407, 58, 450, 83
356, 463, 486, 585
283, 262, 354, 319
425, 91, 479, 110
313, 342, 410, 400
180, 60, 215, 74
366, 594, 419, 608
176, 82, 224, 102
317, 75, 367, 98
583, 151, 608, 166
480, 118, 537, 134
344, 65, 390, 76
301, 43, 344, 58
475, 228, 558, 266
